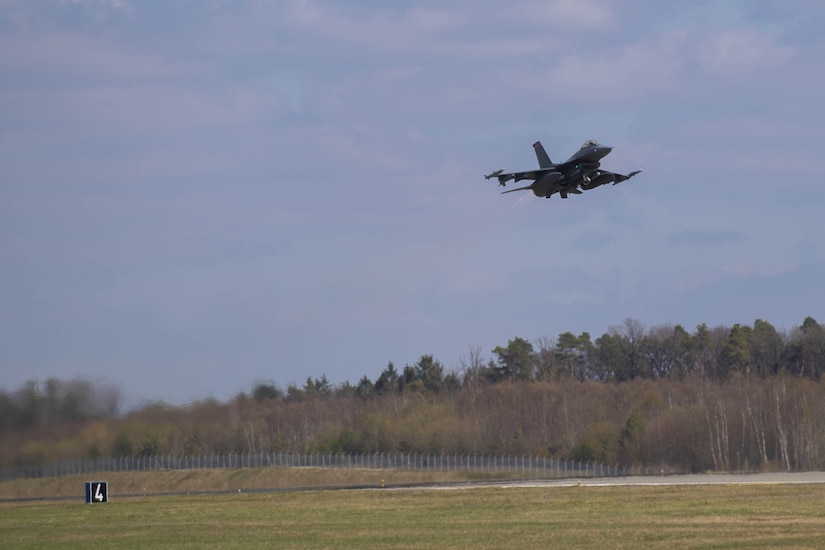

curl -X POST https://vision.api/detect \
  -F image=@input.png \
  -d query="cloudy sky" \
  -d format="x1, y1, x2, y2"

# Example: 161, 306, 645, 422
2, 0, 824, 405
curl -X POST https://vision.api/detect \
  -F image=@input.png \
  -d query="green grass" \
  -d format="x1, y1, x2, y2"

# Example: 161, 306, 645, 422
3, 484, 825, 548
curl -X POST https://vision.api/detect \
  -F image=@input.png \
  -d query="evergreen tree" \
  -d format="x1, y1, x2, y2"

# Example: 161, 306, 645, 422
492, 337, 535, 382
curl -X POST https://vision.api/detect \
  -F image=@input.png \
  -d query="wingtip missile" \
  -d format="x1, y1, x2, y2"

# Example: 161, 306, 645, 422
484, 168, 505, 180
612, 169, 643, 185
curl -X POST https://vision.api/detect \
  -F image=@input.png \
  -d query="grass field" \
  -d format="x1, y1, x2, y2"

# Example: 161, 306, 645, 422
3, 481, 825, 548
0, 467, 490, 500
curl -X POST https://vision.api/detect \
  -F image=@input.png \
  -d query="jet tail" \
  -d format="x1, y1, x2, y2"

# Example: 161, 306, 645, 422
533, 141, 553, 168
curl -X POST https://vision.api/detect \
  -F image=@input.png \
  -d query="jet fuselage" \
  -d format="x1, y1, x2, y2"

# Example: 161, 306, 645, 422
484, 139, 641, 199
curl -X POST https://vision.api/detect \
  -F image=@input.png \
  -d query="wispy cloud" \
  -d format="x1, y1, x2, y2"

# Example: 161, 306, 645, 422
669, 229, 749, 247
512, 0, 615, 30
697, 28, 795, 76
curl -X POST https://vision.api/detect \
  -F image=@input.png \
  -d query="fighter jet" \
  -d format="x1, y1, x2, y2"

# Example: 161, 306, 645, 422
484, 140, 642, 199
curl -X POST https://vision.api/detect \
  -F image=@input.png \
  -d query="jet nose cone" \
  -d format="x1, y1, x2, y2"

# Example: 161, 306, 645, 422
593, 145, 612, 158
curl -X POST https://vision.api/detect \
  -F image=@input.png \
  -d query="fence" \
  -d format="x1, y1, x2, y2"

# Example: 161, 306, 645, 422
1, 452, 627, 482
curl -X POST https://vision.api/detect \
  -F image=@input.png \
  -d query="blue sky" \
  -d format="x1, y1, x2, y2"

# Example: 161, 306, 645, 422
2, 0, 824, 405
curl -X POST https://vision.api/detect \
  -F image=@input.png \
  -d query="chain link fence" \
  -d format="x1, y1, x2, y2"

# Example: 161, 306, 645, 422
1, 452, 627, 481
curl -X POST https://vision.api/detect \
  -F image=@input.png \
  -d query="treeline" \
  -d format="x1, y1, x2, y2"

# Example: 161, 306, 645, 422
0, 378, 121, 435
256, 316, 825, 402
2, 316, 825, 474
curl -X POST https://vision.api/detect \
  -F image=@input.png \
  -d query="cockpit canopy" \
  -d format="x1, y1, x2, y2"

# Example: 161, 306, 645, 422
580, 139, 600, 150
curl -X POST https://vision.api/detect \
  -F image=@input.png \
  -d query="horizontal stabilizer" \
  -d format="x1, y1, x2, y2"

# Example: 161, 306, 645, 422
501, 185, 534, 194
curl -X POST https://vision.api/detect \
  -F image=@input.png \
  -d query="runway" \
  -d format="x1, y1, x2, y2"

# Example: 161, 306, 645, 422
471, 471, 825, 489
6, 472, 825, 503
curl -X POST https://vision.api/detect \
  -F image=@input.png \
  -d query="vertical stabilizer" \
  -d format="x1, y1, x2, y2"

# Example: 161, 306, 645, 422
533, 141, 552, 168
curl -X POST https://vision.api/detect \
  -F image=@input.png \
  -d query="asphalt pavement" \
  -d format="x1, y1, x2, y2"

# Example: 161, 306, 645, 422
491, 471, 825, 488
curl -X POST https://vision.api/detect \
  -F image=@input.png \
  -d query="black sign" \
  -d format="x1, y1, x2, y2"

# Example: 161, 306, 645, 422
85, 481, 108, 504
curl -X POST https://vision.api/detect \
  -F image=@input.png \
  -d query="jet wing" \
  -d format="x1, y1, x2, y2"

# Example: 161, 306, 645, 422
484, 168, 558, 187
